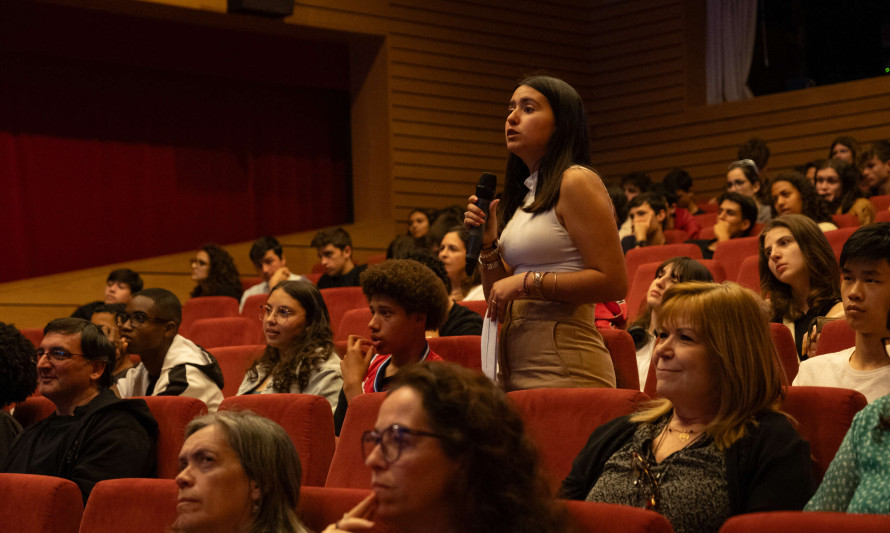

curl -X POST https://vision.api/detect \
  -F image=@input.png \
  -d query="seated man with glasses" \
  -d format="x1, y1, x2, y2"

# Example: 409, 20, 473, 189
3, 318, 158, 502
334, 260, 449, 435
115, 288, 224, 411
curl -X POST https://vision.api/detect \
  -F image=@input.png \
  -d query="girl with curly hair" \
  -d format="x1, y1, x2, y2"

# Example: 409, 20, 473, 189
325, 361, 568, 533
815, 159, 875, 226
0, 322, 38, 464
237, 281, 342, 413
189, 243, 243, 299
770, 171, 838, 232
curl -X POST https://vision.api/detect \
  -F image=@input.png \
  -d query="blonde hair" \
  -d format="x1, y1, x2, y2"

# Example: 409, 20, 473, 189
630, 282, 784, 449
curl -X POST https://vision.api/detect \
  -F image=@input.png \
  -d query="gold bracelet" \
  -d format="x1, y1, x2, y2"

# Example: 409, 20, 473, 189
478, 256, 502, 270
551, 272, 558, 300
534, 272, 544, 299
479, 248, 501, 263
521, 271, 532, 297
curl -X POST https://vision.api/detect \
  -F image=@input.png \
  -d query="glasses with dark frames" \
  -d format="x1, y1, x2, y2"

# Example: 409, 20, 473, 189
361, 424, 447, 464
115, 311, 169, 328
36, 348, 84, 362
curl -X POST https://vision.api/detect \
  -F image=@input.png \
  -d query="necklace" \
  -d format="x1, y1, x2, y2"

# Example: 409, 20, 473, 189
667, 425, 696, 441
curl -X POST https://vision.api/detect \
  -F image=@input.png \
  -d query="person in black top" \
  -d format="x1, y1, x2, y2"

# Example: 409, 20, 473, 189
71, 268, 143, 320
189, 244, 242, 300
0, 322, 37, 465
3, 318, 157, 502
311, 228, 368, 289
687, 192, 757, 260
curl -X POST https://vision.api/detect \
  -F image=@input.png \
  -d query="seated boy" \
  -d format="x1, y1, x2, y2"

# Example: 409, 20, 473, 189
621, 192, 668, 253
333, 259, 449, 434
793, 223, 890, 402
687, 192, 758, 259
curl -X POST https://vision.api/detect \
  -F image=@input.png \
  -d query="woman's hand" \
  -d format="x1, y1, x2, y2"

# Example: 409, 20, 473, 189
340, 335, 376, 401
488, 273, 527, 322
322, 492, 377, 532
464, 196, 501, 247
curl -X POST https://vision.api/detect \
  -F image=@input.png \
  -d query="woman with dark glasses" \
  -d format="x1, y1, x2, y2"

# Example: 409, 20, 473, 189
561, 282, 816, 533
237, 280, 342, 413
325, 361, 567, 533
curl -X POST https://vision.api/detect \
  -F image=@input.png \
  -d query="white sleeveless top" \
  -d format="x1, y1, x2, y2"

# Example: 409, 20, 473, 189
500, 171, 585, 273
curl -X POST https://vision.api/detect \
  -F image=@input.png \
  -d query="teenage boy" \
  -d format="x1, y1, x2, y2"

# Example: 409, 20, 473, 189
333, 259, 449, 434
311, 228, 368, 289
71, 268, 143, 320
859, 140, 890, 196
239, 236, 305, 311
621, 192, 668, 253
687, 192, 758, 259
793, 223, 890, 402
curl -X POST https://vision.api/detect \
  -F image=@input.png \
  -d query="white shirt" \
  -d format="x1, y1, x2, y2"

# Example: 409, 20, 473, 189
793, 346, 890, 403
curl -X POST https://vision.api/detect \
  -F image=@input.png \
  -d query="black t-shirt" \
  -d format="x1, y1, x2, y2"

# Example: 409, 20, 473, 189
317, 264, 368, 289
439, 301, 483, 337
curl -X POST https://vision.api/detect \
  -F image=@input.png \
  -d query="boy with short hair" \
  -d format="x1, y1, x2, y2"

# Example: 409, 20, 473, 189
311, 227, 367, 289
793, 223, 890, 402
239, 236, 305, 311
333, 259, 449, 434
621, 192, 668, 253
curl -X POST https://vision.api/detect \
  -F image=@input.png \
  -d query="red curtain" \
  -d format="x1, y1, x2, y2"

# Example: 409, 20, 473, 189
0, 53, 351, 283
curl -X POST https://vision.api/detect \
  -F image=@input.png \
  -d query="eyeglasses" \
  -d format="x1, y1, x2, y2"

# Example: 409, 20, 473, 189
361, 424, 447, 464
190, 258, 208, 267
36, 348, 83, 362
259, 305, 301, 325
631, 451, 661, 510
116, 311, 169, 328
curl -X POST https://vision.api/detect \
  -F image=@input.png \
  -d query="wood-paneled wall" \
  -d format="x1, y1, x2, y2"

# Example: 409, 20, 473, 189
3, 0, 890, 327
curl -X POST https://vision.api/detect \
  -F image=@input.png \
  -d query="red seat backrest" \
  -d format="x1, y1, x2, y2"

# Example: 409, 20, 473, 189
876, 209, 890, 223
211, 344, 264, 397
320, 287, 367, 339
831, 213, 860, 228
136, 395, 208, 479
180, 296, 240, 336
299, 487, 390, 533
428, 335, 482, 371
598, 328, 640, 391
461, 299, 488, 317
869, 194, 890, 212
825, 226, 858, 260
240, 276, 262, 292
736, 255, 761, 291
625, 243, 703, 287
815, 319, 855, 356
769, 323, 799, 384
79, 478, 177, 533
19, 328, 44, 348
220, 394, 336, 487
627, 259, 726, 323
693, 211, 719, 227
326, 392, 387, 489
240, 293, 268, 324
508, 388, 649, 492
565, 500, 674, 533
663, 229, 689, 244
782, 386, 867, 481
719, 511, 890, 533
0, 473, 82, 533
12, 395, 56, 428
336, 307, 372, 342
713, 235, 760, 281
187, 317, 264, 349
304, 272, 323, 284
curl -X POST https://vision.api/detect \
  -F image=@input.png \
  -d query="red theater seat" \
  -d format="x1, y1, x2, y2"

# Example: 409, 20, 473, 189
814, 318, 855, 356
565, 500, 674, 533
212, 344, 264, 397
625, 243, 702, 287
769, 323, 799, 384
326, 392, 387, 489
825, 226, 857, 260
599, 328, 641, 391
187, 316, 264, 349
180, 296, 240, 336
0, 473, 82, 533
219, 394, 335, 486
428, 335, 482, 371
137, 396, 208, 479
79, 478, 177, 533
719, 511, 890, 532
299, 487, 389, 533
12, 395, 56, 428
320, 287, 367, 339
713, 235, 759, 281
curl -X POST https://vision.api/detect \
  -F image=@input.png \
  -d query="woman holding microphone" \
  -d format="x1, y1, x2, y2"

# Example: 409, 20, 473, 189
464, 75, 626, 391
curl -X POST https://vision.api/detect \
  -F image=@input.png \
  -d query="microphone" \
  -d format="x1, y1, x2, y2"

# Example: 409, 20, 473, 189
466, 172, 497, 276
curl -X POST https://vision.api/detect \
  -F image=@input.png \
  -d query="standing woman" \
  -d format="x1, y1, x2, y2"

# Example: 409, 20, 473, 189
816, 159, 875, 226
190, 244, 243, 300
759, 215, 844, 358
465, 75, 627, 391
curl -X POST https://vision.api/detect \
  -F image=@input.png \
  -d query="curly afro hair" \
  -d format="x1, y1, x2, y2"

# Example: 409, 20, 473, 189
0, 322, 38, 406
360, 259, 449, 330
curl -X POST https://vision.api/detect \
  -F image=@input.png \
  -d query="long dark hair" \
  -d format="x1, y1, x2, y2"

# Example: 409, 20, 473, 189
818, 159, 866, 215
390, 362, 568, 533
499, 75, 592, 232
190, 244, 242, 298
759, 215, 840, 322
247, 280, 334, 391
769, 171, 833, 223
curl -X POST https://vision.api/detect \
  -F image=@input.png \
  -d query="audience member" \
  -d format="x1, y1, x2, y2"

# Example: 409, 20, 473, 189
334, 260, 448, 435
737, 137, 771, 177
464, 75, 626, 392
726, 159, 771, 224
770, 171, 838, 232
386, 208, 437, 259
561, 282, 816, 533
173, 410, 309, 533
406, 208, 431, 239
607, 184, 629, 229
437, 226, 483, 301
759, 215, 844, 359
651, 183, 701, 239
858, 140, 890, 196
402, 250, 483, 337
90, 303, 133, 380
427, 205, 464, 246
621, 171, 652, 202
116, 288, 225, 411
189, 244, 242, 300
312, 228, 368, 289
793, 223, 890, 402
688, 192, 758, 259
0, 322, 37, 464
627, 258, 713, 390
663, 168, 702, 215
237, 281, 342, 413
325, 362, 568, 533
621, 192, 668, 253
240, 236, 306, 312
71, 268, 143, 320
816, 159, 875, 225
3, 318, 157, 502
800, 159, 825, 184
828, 135, 860, 165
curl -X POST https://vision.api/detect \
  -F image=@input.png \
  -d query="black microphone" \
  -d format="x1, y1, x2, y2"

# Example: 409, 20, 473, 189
466, 172, 497, 276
